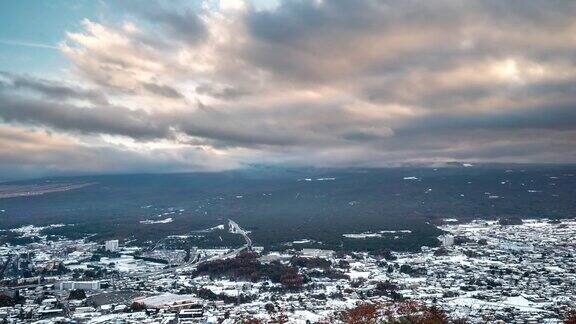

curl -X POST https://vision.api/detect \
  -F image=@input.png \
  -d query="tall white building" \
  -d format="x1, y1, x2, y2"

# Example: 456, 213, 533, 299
105, 239, 119, 252
439, 235, 455, 247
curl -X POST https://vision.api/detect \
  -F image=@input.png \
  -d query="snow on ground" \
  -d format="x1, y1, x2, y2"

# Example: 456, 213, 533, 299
194, 224, 225, 232
343, 229, 412, 239
293, 239, 314, 244
134, 293, 197, 308
86, 312, 149, 323
298, 177, 336, 181
140, 217, 173, 224
292, 310, 325, 323
443, 218, 459, 223
10, 224, 68, 237
343, 233, 382, 239
447, 296, 551, 314
99, 255, 164, 273
379, 230, 412, 234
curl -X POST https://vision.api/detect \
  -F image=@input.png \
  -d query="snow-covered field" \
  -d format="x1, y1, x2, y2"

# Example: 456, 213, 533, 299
139, 217, 173, 224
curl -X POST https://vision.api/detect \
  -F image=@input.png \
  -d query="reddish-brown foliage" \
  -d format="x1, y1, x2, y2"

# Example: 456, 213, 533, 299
241, 318, 263, 324
565, 310, 576, 324
340, 302, 379, 324
391, 300, 450, 323
130, 301, 146, 312
194, 252, 302, 288
339, 300, 455, 324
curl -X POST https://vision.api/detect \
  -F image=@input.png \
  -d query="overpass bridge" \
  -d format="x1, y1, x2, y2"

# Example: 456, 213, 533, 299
133, 219, 252, 278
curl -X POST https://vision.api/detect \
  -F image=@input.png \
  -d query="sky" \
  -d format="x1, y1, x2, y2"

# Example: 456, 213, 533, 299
0, 0, 575, 180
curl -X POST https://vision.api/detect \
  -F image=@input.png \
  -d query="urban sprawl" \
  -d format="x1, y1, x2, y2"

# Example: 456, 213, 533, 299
1, 218, 575, 323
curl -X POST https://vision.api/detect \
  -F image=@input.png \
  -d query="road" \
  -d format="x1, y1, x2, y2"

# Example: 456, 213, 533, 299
134, 219, 252, 278
9, 220, 254, 284
228, 219, 252, 249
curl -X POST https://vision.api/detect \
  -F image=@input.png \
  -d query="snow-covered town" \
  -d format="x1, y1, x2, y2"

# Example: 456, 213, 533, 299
2, 0, 576, 322
1, 218, 575, 323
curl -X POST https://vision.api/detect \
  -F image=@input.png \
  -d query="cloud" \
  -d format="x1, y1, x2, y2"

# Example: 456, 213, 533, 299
0, 94, 169, 140
1, 0, 576, 177
195, 83, 251, 100
0, 72, 108, 105
142, 82, 184, 99
0, 124, 238, 181
119, 0, 208, 44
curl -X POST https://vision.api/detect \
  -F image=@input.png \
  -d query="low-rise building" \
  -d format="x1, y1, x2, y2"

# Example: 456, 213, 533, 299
57, 281, 101, 290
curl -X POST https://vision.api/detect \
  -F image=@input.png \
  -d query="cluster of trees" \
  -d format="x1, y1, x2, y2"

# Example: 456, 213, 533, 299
241, 301, 464, 323
194, 252, 304, 288
335, 301, 462, 324
70, 266, 115, 280
209, 300, 576, 324
0, 291, 25, 307
498, 217, 524, 226
366, 281, 403, 301
130, 301, 146, 311
333, 302, 576, 323
5, 235, 42, 246
277, 267, 303, 289
196, 287, 253, 304
565, 310, 576, 324
370, 249, 398, 261
68, 289, 86, 300
90, 247, 121, 260
435, 248, 452, 257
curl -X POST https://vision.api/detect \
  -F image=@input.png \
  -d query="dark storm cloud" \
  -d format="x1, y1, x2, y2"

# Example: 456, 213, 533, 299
0, 125, 236, 181
142, 82, 183, 99
0, 95, 169, 140
195, 83, 251, 100
0, 72, 108, 105
0, 84, 395, 149
243, 0, 576, 85
397, 102, 576, 136
119, 0, 207, 44
2, 0, 576, 177
152, 8, 207, 44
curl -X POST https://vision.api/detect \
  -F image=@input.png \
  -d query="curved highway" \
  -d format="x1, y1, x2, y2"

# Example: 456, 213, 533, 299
134, 219, 252, 278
